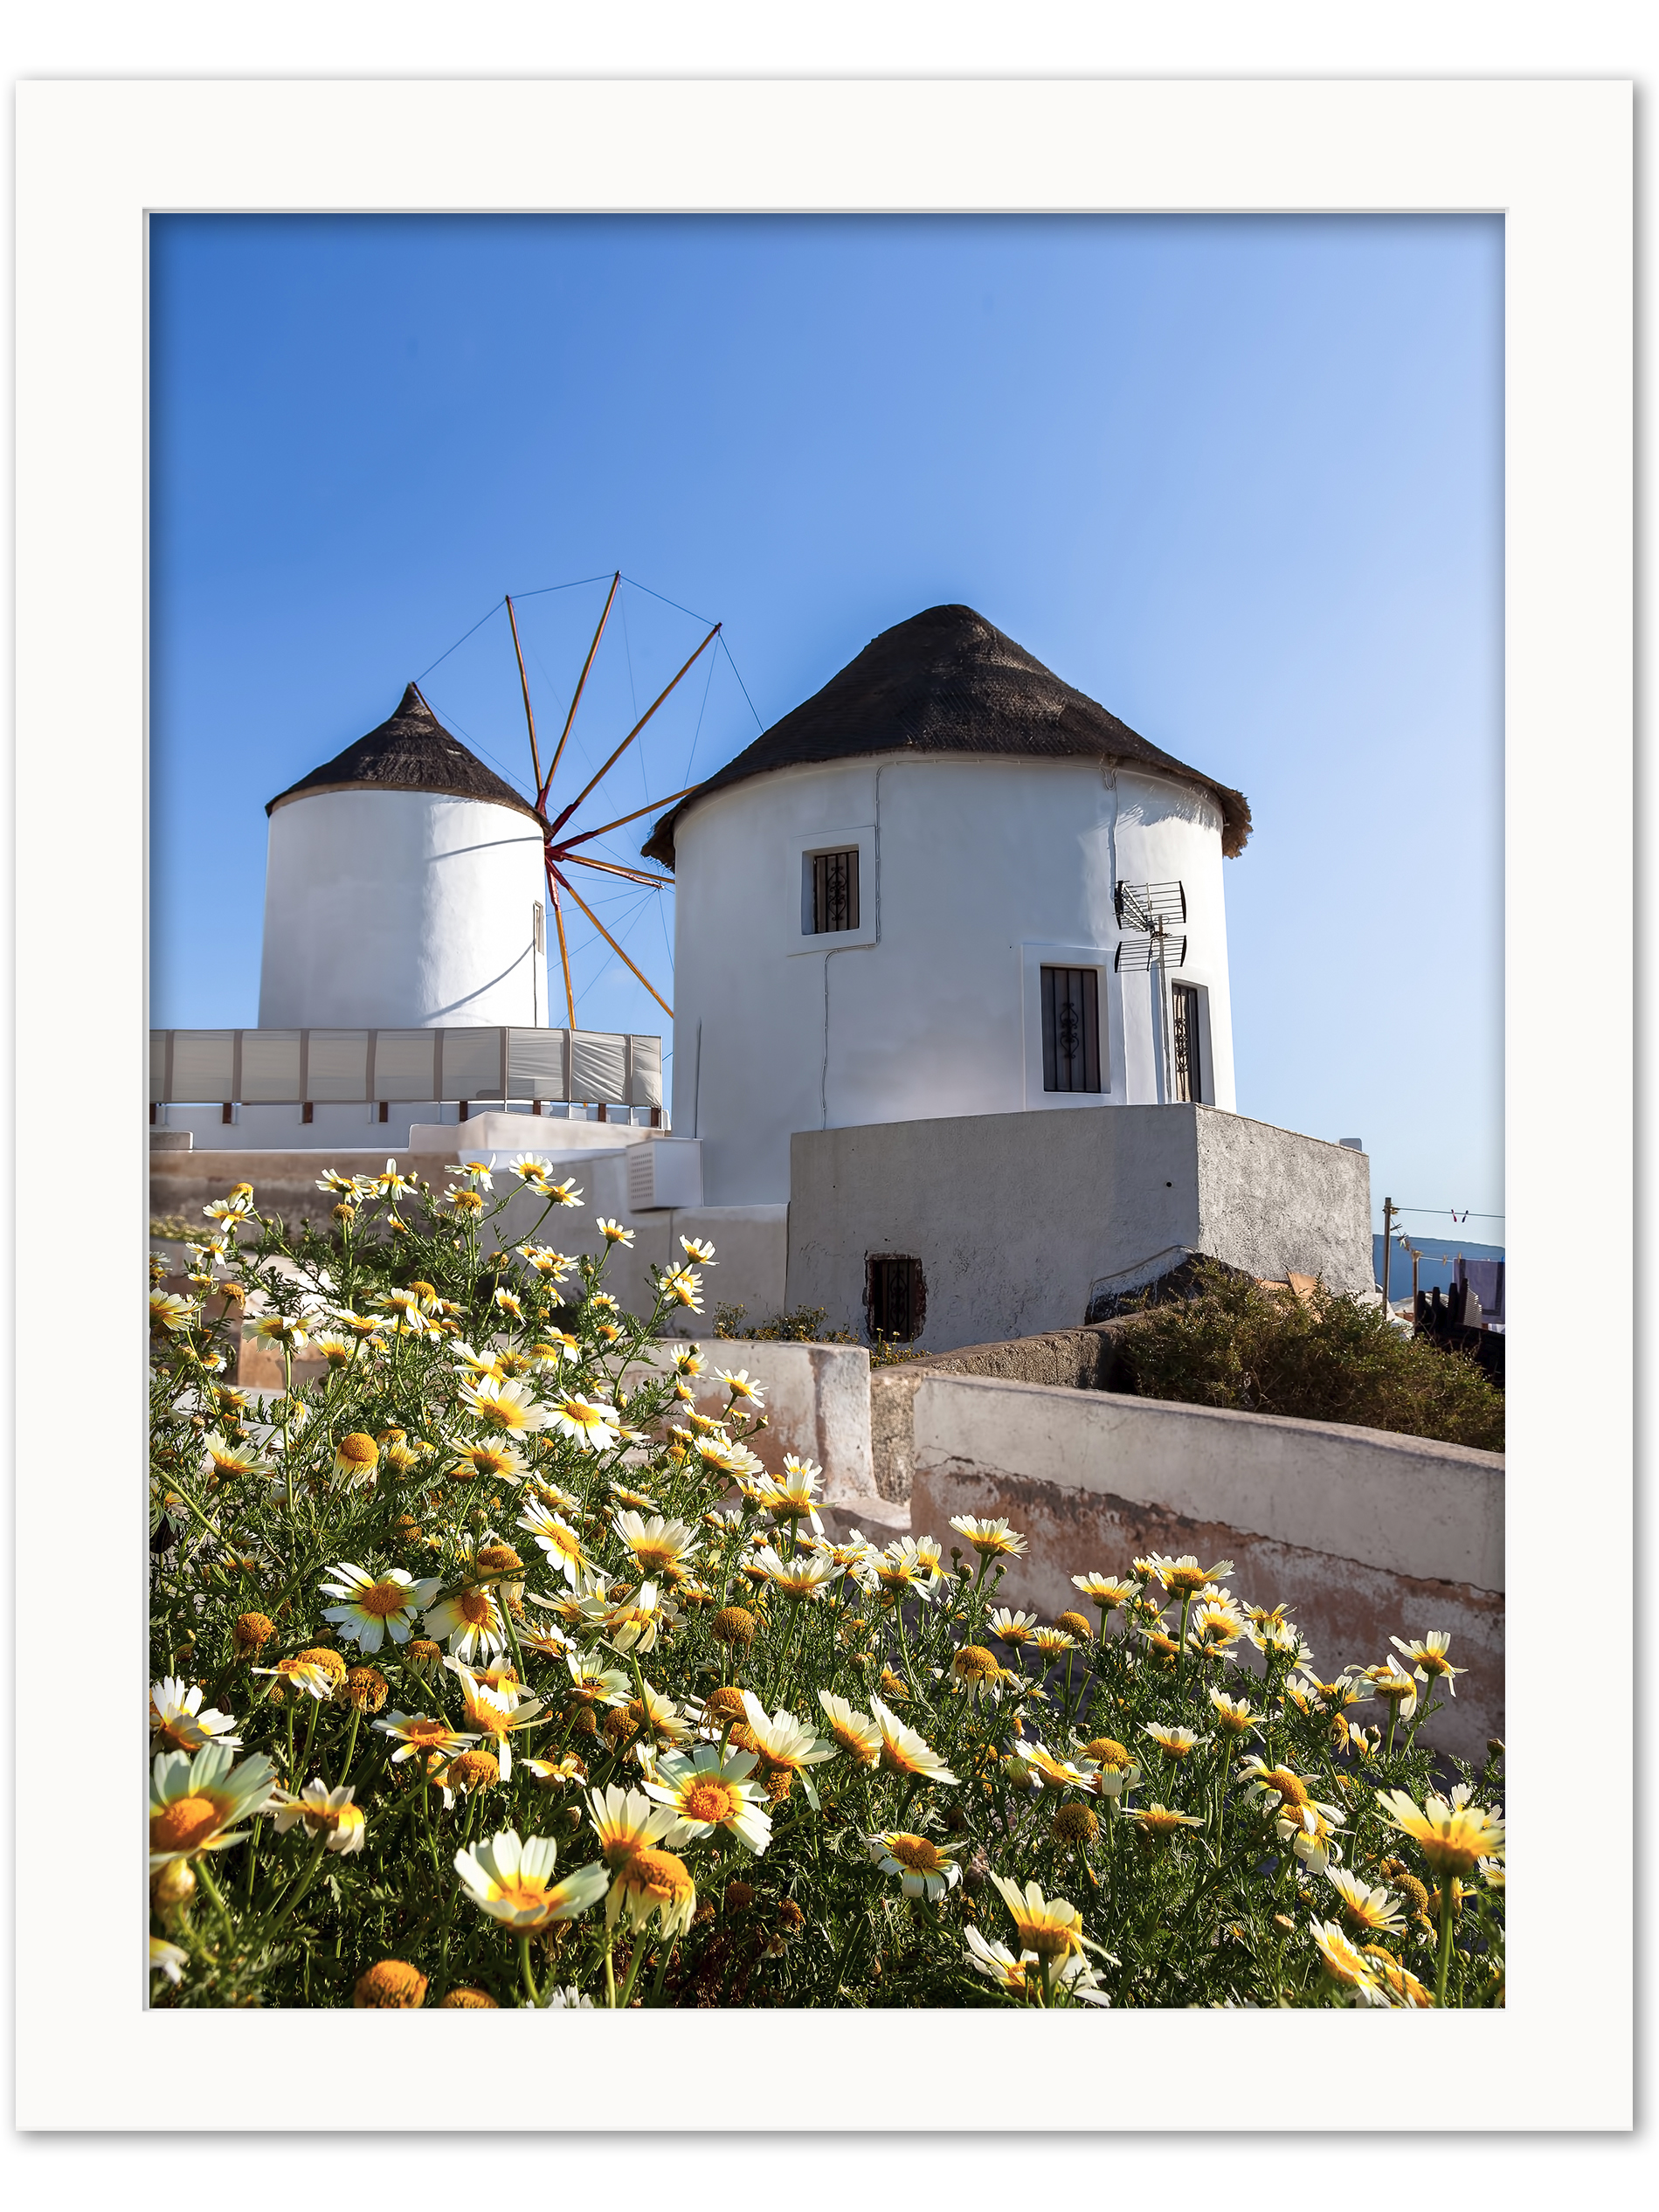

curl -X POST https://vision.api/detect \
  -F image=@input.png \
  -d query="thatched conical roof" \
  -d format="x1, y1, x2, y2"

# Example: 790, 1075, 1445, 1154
641, 605, 1251, 866
267, 683, 545, 826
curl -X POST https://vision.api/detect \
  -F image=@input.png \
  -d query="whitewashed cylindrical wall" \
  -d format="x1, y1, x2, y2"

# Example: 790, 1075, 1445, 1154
259, 788, 548, 1031
670, 753, 1235, 1206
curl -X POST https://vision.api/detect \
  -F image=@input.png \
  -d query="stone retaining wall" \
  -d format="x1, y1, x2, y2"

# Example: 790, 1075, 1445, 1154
908, 1372, 1503, 1759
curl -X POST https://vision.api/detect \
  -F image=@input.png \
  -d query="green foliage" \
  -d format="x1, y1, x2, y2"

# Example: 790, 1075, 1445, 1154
713, 1300, 921, 1365
148, 1180, 1503, 2010
1118, 1264, 1505, 1453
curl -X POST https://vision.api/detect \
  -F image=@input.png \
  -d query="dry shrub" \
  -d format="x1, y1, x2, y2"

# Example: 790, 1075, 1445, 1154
1119, 1264, 1504, 1453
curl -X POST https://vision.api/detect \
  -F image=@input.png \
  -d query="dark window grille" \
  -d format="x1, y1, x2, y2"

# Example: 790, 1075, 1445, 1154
808, 848, 860, 934
1040, 965, 1102, 1093
866, 1253, 925, 1344
1171, 983, 1202, 1103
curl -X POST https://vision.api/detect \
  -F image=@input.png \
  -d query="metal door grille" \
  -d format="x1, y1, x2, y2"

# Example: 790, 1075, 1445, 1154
866, 1254, 925, 1344
1171, 983, 1201, 1103
809, 848, 860, 934
1040, 965, 1102, 1093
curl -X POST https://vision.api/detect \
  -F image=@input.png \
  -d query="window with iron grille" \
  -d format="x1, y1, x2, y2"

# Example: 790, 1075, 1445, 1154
1170, 982, 1202, 1103
866, 1253, 925, 1344
1040, 965, 1102, 1093
806, 847, 860, 934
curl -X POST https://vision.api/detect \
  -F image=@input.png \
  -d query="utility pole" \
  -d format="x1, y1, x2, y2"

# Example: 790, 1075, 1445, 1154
1380, 1195, 1395, 1312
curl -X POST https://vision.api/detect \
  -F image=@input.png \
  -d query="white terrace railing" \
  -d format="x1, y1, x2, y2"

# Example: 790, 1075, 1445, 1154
149, 1027, 663, 1112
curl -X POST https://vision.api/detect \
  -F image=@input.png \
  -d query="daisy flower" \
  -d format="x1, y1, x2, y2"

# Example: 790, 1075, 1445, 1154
564, 1652, 633, 1710
662, 1268, 702, 1313
150, 1676, 242, 1753
1143, 1552, 1234, 1600
545, 1393, 620, 1451
739, 1691, 837, 1808
1389, 1630, 1466, 1696
645, 1747, 772, 1854
1071, 1572, 1140, 1611
862, 1824, 960, 1900
990, 1875, 1091, 1965
950, 1642, 1009, 1704
868, 1696, 957, 1786
448, 1437, 528, 1485
1075, 1738, 1142, 1797
988, 1607, 1039, 1647
1309, 1918, 1392, 2008
270, 1780, 367, 1855
1118, 1802, 1203, 1840
373, 1158, 415, 1197
756, 1545, 840, 1602
596, 1217, 634, 1247
423, 1581, 508, 1662
1366, 1657, 1421, 1721
251, 1655, 338, 1702
1206, 1687, 1262, 1738
607, 1842, 697, 1938
149, 1744, 277, 1869
201, 1430, 266, 1482
1142, 1723, 1207, 1759
459, 1375, 551, 1436
250, 1310, 309, 1350
445, 1158, 494, 1189
679, 1236, 716, 1265
1031, 1626, 1077, 1658
319, 1563, 441, 1652
586, 1780, 682, 1869
517, 1501, 587, 1585
1005, 1739, 1091, 1793
518, 1243, 578, 1282
1326, 1867, 1409, 1936
374, 1711, 483, 1764
455, 1829, 609, 1933
756, 1456, 825, 1531
614, 1510, 702, 1580
598, 1580, 679, 1654
1362, 1947, 1434, 2008
817, 1690, 882, 1767
949, 1515, 1027, 1559
1374, 1783, 1504, 1877
444, 1660, 548, 1780
493, 1287, 525, 1322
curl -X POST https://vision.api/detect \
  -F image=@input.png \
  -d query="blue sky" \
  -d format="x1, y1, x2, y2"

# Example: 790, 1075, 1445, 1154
149, 213, 1503, 1237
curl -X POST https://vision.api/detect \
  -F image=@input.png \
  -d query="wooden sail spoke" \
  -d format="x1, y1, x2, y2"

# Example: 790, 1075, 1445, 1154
541, 571, 620, 807
552, 867, 674, 1020
549, 623, 720, 834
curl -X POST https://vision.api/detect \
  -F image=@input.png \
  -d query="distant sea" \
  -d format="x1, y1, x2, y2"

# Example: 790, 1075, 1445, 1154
1372, 1232, 1503, 1301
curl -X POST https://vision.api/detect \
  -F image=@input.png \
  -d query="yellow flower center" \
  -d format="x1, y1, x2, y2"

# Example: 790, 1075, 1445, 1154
1082, 1737, 1131, 1769
336, 1433, 378, 1469
1263, 1767, 1309, 1808
458, 1589, 494, 1628
358, 1580, 409, 1619
151, 1794, 225, 1852
632, 1539, 680, 1573
354, 1960, 428, 2008
683, 1779, 742, 1825
623, 1848, 693, 1905
886, 1833, 943, 1873
954, 1645, 999, 1679
830, 1719, 873, 1758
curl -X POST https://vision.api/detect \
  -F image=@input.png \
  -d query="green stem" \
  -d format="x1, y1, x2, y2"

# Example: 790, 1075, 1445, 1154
518, 1933, 543, 2006
1434, 1877, 1457, 2007
194, 1856, 240, 1952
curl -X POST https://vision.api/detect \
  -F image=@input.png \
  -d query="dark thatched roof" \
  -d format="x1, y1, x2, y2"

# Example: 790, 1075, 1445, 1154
266, 683, 546, 826
640, 605, 1251, 866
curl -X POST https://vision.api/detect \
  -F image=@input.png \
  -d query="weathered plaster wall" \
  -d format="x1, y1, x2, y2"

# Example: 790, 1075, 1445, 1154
626, 1338, 875, 1503
787, 1103, 1371, 1353
908, 1374, 1503, 1758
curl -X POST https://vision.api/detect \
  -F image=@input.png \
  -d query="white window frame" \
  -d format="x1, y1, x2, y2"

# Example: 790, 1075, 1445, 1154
1020, 941, 1122, 1109
785, 824, 877, 954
